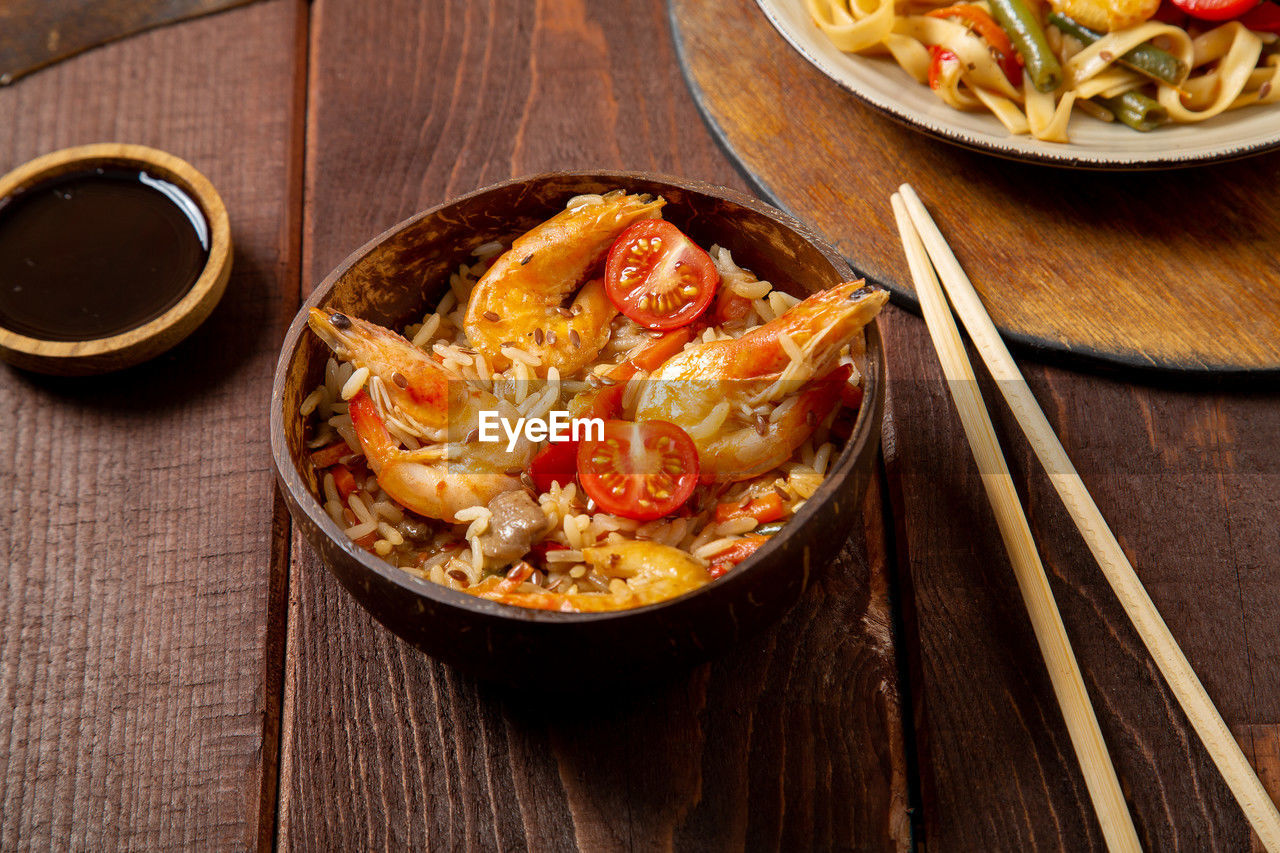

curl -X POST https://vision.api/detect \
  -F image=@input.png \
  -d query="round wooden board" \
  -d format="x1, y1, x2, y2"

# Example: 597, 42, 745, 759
669, 0, 1280, 375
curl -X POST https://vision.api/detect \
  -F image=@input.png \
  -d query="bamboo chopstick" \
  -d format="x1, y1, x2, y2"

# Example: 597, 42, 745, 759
897, 182, 1280, 853
891, 193, 1142, 853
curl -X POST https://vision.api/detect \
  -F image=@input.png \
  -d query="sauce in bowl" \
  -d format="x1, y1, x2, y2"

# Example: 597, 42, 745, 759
0, 168, 210, 342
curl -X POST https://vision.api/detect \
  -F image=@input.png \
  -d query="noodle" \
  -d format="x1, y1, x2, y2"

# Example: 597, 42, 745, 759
808, 0, 1278, 141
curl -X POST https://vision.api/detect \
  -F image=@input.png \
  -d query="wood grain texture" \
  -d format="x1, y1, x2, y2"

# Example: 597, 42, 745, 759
880, 301, 1280, 849
278, 0, 910, 848
0, 0, 260, 85
0, 0, 303, 847
671, 0, 1280, 374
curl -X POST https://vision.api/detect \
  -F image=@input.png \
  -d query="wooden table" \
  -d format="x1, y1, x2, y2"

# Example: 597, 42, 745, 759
2, 1, 1277, 849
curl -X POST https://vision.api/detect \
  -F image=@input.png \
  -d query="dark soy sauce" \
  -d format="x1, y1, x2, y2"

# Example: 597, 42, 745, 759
0, 168, 210, 341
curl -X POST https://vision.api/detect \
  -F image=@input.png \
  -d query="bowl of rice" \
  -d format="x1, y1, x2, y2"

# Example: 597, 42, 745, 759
270, 171, 887, 684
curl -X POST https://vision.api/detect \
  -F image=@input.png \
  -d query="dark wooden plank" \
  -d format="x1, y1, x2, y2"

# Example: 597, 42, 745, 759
0, 0, 260, 86
0, 1, 304, 847
278, 1, 910, 848
879, 304, 1280, 849
670, 0, 1280, 374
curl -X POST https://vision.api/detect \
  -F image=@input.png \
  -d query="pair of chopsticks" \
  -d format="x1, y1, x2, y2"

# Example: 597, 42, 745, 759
891, 184, 1280, 853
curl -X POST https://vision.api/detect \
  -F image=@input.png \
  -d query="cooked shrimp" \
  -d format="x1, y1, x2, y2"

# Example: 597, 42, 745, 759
309, 308, 501, 443
1048, 0, 1159, 31
635, 281, 887, 482
463, 191, 664, 377
347, 391, 530, 524
308, 308, 533, 522
466, 541, 710, 612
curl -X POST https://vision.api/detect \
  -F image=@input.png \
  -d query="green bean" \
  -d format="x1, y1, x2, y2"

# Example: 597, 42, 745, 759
1047, 12, 1187, 85
1098, 91, 1168, 131
988, 0, 1063, 93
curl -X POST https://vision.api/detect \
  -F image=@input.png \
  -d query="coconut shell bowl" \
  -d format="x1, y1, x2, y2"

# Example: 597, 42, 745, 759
270, 171, 886, 686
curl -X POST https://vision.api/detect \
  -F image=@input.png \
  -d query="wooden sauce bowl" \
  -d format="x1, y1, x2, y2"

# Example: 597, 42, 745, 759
270, 172, 886, 685
0, 143, 232, 375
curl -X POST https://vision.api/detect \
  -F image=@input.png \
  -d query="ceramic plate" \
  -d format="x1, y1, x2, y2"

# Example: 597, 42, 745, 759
755, 0, 1280, 168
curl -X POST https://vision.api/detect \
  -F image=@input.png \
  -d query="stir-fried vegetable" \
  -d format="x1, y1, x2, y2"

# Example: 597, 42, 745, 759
1047, 12, 1188, 83
309, 440, 350, 468
1100, 90, 1169, 130
927, 4, 1024, 85
989, 0, 1064, 91
715, 493, 788, 525
708, 536, 769, 578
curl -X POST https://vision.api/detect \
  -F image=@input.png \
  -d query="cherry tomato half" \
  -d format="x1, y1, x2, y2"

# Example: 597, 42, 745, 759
605, 221, 718, 330
577, 420, 700, 521
1169, 0, 1258, 21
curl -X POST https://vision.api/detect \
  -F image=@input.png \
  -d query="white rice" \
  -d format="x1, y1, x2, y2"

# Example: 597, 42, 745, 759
340, 366, 370, 401
411, 313, 442, 348
324, 357, 343, 396
434, 342, 473, 366
373, 500, 403, 523
348, 493, 374, 525
716, 517, 758, 536
377, 522, 405, 546
564, 513, 590, 549
513, 360, 532, 404
694, 537, 741, 559
545, 549, 585, 563
322, 473, 339, 505
711, 246, 774, 300
436, 290, 458, 317
345, 520, 377, 540
801, 440, 816, 467
686, 523, 720, 552
455, 506, 493, 540
753, 298, 776, 323
769, 290, 800, 316
812, 442, 834, 476
306, 425, 336, 448
502, 345, 542, 367
299, 387, 325, 417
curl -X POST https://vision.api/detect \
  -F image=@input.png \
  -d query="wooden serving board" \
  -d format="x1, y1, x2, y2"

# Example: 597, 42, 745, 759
670, 0, 1280, 375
